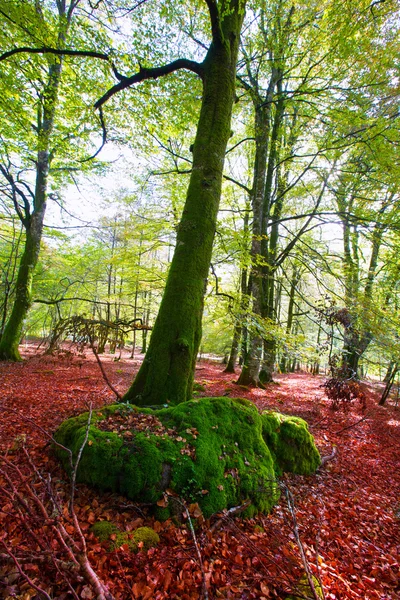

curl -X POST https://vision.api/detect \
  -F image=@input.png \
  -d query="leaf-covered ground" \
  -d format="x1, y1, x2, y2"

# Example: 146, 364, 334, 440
0, 345, 399, 599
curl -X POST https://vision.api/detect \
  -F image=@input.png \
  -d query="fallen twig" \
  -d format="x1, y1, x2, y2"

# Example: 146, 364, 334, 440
87, 331, 122, 401
334, 413, 369, 434
280, 482, 324, 600
210, 499, 251, 533
166, 494, 209, 600
319, 445, 337, 469
0, 409, 114, 600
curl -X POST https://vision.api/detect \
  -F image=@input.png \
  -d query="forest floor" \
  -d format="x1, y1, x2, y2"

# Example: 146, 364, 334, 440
0, 344, 399, 600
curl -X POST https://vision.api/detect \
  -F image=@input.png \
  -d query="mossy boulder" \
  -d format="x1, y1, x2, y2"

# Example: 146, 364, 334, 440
261, 411, 321, 475
54, 398, 320, 518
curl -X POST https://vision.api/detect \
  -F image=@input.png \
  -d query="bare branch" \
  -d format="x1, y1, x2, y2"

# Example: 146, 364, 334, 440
94, 58, 204, 109
223, 174, 252, 195
0, 46, 110, 63
81, 106, 107, 161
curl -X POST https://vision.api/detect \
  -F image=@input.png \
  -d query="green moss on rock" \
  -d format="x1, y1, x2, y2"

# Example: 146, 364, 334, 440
54, 398, 320, 518
261, 411, 320, 475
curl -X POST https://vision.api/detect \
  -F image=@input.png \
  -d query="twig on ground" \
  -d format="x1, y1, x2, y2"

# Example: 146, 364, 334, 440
0, 409, 114, 599
280, 482, 324, 600
210, 499, 251, 533
319, 445, 337, 469
0, 542, 52, 599
334, 413, 369, 434
166, 494, 209, 600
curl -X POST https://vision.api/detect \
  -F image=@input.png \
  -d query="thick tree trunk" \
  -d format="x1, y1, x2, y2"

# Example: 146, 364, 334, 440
0, 150, 50, 361
124, 5, 245, 406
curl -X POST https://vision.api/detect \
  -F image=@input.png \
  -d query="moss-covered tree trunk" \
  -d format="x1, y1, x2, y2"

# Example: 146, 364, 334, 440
124, 2, 246, 406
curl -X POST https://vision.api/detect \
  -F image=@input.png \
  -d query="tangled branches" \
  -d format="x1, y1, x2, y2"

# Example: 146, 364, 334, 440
321, 355, 366, 411
47, 315, 150, 354
0, 409, 114, 599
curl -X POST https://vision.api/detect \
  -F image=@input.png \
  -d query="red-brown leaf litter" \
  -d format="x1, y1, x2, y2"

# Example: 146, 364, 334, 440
1, 344, 399, 599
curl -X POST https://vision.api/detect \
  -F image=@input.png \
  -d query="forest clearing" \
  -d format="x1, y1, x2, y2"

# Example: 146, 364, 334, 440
0, 345, 399, 599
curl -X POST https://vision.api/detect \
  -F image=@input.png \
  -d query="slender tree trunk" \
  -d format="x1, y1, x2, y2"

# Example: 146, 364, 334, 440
224, 321, 242, 373
225, 261, 249, 373
379, 363, 398, 406
0, 11, 68, 361
237, 91, 274, 387
124, 4, 245, 405
383, 360, 395, 383
280, 265, 300, 373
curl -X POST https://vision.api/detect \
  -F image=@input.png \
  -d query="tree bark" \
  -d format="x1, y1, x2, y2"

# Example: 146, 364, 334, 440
124, 2, 246, 405
0, 8, 68, 361
237, 85, 274, 387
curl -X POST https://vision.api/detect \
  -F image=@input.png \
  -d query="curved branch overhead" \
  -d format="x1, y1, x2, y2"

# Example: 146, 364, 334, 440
94, 59, 204, 109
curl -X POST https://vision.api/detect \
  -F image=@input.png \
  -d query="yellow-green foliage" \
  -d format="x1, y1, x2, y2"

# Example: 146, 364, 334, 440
55, 398, 320, 518
285, 574, 324, 599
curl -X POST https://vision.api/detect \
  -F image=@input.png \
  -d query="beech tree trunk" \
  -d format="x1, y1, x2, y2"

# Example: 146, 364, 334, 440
124, 3, 245, 406
237, 92, 273, 387
0, 8, 69, 361
224, 321, 242, 373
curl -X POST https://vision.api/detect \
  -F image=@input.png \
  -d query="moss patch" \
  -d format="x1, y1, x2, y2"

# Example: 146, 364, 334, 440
90, 520, 118, 542
285, 573, 324, 599
54, 398, 320, 518
132, 527, 160, 551
90, 522, 159, 552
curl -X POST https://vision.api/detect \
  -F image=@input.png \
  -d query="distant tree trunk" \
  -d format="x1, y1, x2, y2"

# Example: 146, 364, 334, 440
311, 324, 322, 375
258, 80, 284, 385
124, 3, 245, 406
280, 265, 300, 373
224, 321, 241, 373
383, 360, 395, 383
225, 264, 248, 374
337, 188, 387, 378
379, 363, 398, 406
237, 78, 276, 387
